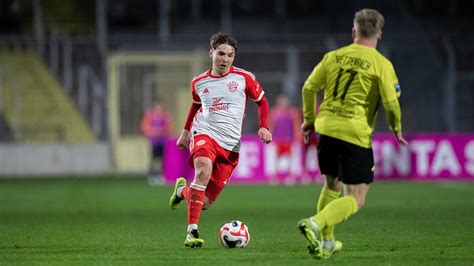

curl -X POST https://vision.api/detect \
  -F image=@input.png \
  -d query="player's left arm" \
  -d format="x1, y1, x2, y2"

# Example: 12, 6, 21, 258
301, 54, 328, 142
244, 73, 272, 144
379, 61, 407, 145
256, 96, 272, 144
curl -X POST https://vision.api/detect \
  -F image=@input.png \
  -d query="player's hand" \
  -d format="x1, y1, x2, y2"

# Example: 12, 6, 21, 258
301, 122, 315, 144
395, 131, 408, 146
258, 127, 272, 144
176, 129, 191, 149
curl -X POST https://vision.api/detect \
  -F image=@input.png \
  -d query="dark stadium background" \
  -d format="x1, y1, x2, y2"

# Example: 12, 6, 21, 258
0, 1, 473, 264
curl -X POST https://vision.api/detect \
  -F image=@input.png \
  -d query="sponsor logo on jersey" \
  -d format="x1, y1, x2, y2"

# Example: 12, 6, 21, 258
209, 97, 230, 112
227, 81, 239, 92
212, 97, 224, 105
197, 139, 206, 146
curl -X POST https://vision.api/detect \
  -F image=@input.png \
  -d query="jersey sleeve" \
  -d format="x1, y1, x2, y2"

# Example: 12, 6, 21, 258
303, 53, 328, 93
384, 100, 402, 133
244, 74, 265, 102
191, 82, 201, 104
378, 60, 400, 103
302, 53, 328, 123
379, 60, 402, 132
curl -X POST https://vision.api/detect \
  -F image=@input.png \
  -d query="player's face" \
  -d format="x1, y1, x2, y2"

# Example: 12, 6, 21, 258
210, 44, 235, 76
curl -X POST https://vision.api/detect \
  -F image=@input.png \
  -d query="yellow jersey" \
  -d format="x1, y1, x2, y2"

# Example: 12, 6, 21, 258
302, 43, 402, 148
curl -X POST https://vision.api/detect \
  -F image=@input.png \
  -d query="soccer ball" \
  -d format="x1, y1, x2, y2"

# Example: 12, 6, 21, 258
219, 220, 250, 248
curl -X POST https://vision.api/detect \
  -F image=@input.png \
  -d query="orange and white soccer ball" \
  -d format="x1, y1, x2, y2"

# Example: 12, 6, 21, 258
219, 220, 250, 248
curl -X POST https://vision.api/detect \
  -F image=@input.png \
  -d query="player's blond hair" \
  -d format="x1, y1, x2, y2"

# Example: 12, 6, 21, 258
353, 9, 384, 39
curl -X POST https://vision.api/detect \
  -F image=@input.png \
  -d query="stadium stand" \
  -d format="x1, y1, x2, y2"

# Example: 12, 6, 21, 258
0, 0, 472, 142
0, 49, 95, 143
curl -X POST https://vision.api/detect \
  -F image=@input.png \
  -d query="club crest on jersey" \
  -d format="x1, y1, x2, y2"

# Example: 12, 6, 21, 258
197, 139, 206, 146
227, 81, 239, 92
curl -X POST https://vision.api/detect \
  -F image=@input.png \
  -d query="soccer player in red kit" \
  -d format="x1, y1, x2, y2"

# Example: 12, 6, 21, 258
168, 32, 272, 248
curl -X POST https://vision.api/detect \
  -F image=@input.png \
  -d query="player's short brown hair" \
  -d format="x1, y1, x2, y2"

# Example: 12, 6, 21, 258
210, 32, 238, 53
353, 9, 385, 39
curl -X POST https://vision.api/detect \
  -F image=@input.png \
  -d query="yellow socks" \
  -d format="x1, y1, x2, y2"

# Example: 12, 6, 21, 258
317, 187, 340, 212
316, 187, 340, 240
313, 195, 359, 230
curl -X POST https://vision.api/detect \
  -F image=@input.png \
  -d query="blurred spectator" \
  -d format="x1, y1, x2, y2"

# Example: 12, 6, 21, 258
269, 94, 301, 184
140, 98, 173, 185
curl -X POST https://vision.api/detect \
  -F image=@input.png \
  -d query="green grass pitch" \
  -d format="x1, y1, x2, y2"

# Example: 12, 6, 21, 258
1, 178, 473, 265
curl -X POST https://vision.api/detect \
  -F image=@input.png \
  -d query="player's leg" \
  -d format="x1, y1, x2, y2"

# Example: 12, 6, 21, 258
183, 146, 238, 247
183, 156, 212, 248
300, 135, 362, 258
169, 176, 187, 210
202, 149, 239, 210
312, 181, 370, 257
316, 135, 342, 217
169, 178, 215, 211
178, 135, 217, 248
318, 175, 343, 254
344, 183, 369, 209
298, 135, 341, 253
309, 139, 374, 258
202, 196, 214, 210
298, 135, 340, 257
312, 183, 367, 230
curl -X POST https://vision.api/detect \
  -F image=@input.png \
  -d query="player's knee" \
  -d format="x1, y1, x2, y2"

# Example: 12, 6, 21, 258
195, 166, 211, 183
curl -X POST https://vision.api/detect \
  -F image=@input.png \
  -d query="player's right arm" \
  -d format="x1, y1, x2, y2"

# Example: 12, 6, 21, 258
378, 61, 407, 145
177, 85, 202, 149
301, 54, 328, 142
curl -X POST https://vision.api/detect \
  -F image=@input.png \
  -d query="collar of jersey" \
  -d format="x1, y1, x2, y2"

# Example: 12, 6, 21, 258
208, 66, 234, 78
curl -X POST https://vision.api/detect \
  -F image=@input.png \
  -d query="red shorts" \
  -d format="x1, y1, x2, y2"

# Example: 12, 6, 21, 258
275, 141, 292, 156
189, 134, 239, 201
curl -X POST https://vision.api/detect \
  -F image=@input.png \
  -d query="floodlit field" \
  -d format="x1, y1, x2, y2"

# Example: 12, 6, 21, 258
1, 178, 473, 265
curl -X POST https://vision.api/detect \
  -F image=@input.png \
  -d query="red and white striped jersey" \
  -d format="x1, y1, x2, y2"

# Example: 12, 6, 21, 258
190, 66, 264, 152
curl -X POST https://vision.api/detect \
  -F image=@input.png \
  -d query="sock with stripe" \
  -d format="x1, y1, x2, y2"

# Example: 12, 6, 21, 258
187, 183, 206, 226
179, 186, 190, 199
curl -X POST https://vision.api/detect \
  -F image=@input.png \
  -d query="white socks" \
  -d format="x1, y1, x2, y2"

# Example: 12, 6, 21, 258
187, 224, 198, 232
322, 240, 335, 249
177, 186, 184, 198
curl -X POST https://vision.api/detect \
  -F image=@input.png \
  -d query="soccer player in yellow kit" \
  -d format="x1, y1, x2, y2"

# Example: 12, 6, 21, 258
297, 8, 408, 259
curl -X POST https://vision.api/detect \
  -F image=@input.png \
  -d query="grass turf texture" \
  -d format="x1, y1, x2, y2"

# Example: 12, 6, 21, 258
1, 178, 473, 265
